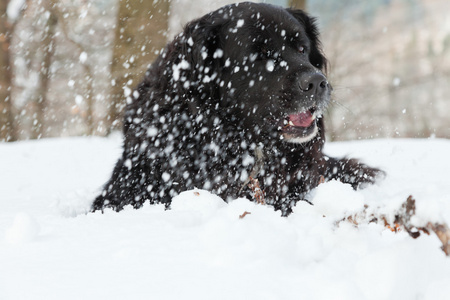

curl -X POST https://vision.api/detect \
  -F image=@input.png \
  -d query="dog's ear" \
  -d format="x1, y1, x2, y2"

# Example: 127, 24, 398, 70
165, 13, 228, 95
286, 9, 328, 73
182, 15, 226, 67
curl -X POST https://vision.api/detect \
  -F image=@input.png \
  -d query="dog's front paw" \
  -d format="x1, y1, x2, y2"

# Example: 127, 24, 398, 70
331, 158, 385, 190
350, 163, 386, 189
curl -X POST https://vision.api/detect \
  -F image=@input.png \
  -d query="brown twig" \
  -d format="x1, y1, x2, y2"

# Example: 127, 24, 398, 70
318, 175, 325, 185
248, 176, 265, 205
428, 223, 450, 256
349, 195, 450, 256
239, 211, 252, 219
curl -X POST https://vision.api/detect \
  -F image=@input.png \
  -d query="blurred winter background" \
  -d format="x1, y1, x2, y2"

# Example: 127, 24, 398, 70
1, 0, 449, 143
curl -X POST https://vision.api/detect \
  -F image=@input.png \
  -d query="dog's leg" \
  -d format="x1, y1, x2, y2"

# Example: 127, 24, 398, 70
323, 156, 385, 189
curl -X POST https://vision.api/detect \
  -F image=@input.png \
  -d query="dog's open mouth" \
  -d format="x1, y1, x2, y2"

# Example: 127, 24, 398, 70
279, 107, 320, 143
287, 110, 315, 127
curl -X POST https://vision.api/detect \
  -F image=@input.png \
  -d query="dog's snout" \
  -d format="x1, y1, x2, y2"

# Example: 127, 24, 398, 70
299, 73, 329, 95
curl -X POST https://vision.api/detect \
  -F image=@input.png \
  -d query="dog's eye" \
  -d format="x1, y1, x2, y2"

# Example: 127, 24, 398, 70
299, 46, 306, 54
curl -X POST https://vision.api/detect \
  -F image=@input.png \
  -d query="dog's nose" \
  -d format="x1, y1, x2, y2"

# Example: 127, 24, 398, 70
299, 73, 328, 95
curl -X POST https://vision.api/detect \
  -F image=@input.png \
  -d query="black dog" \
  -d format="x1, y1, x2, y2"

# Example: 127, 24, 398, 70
92, 2, 383, 215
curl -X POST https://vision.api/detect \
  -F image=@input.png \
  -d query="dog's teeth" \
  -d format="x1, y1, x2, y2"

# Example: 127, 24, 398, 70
288, 120, 294, 126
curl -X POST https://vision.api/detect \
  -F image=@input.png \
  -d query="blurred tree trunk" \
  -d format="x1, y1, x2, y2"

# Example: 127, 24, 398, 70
107, 0, 170, 133
31, 1, 57, 139
289, 0, 306, 10
54, 6, 95, 135
0, 0, 17, 141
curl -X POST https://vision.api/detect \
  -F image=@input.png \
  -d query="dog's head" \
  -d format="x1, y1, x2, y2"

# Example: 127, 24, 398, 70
171, 2, 331, 144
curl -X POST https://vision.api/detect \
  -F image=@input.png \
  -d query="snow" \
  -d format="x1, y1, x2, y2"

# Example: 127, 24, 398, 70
172, 59, 190, 81
266, 59, 275, 72
4, 212, 40, 245
213, 48, 224, 58
79, 52, 88, 64
1, 135, 450, 299
6, 0, 25, 21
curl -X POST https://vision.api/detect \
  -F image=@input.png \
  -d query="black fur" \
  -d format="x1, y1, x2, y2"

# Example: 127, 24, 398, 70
92, 2, 383, 216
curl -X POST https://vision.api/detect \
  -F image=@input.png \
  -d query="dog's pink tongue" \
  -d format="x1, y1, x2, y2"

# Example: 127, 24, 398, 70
289, 111, 313, 127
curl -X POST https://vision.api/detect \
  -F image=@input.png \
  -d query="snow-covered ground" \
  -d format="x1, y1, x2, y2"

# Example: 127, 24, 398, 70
1, 135, 449, 300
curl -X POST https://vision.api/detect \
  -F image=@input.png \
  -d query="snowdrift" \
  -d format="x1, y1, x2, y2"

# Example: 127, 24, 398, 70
1, 135, 450, 299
